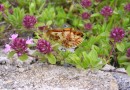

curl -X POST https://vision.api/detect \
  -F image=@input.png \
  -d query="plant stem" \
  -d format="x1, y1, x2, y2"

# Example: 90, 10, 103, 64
108, 41, 114, 61
109, 41, 119, 67
27, 53, 41, 60
0, 21, 6, 26
113, 41, 119, 67
2, 12, 7, 19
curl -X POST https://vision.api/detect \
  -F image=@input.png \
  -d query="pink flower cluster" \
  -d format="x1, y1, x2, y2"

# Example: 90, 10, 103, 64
36, 39, 52, 54
100, 6, 113, 17
84, 23, 92, 30
110, 27, 125, 42
81, 0, 92, 8
81, 0, 92, 30
4, 34, 53, 56
23, 15, 37, 29
4, 34, 34, 56
82, 12, 91, 20
124, 3, 130, 12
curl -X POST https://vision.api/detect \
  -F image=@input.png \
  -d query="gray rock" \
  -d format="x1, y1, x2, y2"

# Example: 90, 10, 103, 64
102, 64, 130, 90
18, 68, 25, 72
116, 68, 127, 73
0, 63, 118, 90
112, 73, 130, 90
0, 48, 119, 90
102, 64, 115, 70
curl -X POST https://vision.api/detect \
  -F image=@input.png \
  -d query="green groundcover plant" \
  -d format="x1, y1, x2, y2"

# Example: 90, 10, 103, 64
1, 0, 130, 75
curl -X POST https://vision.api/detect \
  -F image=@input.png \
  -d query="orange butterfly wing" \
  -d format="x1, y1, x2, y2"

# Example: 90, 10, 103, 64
46, 28, 84, 48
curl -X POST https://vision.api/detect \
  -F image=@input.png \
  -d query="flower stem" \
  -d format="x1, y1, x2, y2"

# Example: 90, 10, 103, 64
109, 41, 119, 67
27, 53, 41, 60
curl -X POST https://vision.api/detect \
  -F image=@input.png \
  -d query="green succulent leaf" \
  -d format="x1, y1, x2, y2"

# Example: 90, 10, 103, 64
116, 43, 125, 52
46, 20, 53, 26
118, 56, 128, 64
123, 18, 129, 27
91, 13, 100, 18
29, 2, 36, 15
126, 65, 130, 76
6, 7, 25, 28
82, 51, 90, 68
68, 54, 81, 64
46, 53, 56, 64
88, 49, 98, 60
8, 51, 15, 58
19, 54, 28, 61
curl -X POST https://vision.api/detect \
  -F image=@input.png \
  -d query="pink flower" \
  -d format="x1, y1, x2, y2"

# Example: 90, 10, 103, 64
10, 38, 27, 56
100, 6, 113, 17
9, 34, 18, 40
127, 48, 130, 57
0, 4, 4, 12
84, 23, 92, 30
81, 12, 91, 19
36, 39, 52, 54
23, 15, 37, 29
26, 38, 34, 45
81, 0, 92, 8
3, 44, 11, 53
124, 3, 130, 12
110, 27, 125, 42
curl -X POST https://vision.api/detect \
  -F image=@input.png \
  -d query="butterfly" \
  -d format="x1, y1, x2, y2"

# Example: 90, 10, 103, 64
45, 28, 84, 48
